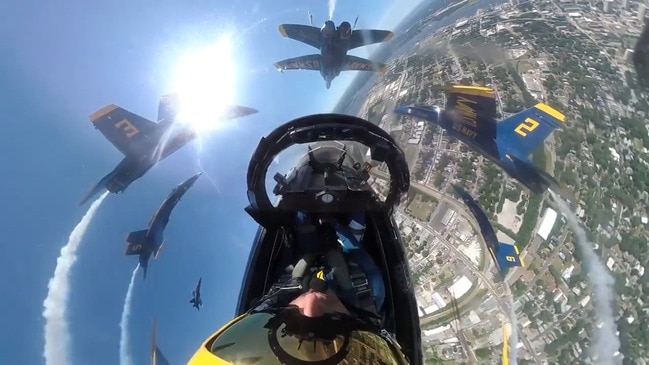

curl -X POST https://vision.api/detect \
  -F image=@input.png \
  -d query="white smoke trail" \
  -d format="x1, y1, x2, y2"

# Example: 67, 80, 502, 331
328, 0, 336, 20
550, 192, 620, 364
507, 295, 519, 365
119, 265, 139, 365
43, 191, 109, 365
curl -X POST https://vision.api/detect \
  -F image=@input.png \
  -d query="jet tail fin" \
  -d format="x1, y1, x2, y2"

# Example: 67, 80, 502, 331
151, 318, 172, 365
124, 230, 150, 255
495, 243, 524, 277
189, 298, 195, 304
497, 103, 565, 160
342, 55, 387, 73
89, 104, 158, 156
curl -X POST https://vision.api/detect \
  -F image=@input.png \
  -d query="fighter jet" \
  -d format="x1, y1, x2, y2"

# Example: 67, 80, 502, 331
189, 277, 202, 310
80, 94, 257, 205
124, 172, 201, 279
453, 185, 523, 278
633, 19, 649, 87
187, 114, 423, 365
394, 85, 574, 202
274, 16, 393, 89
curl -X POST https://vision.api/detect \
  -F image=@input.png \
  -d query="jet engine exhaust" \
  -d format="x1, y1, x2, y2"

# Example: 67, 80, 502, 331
550, 191, 620, 364
43, 192, 108, 365
119, 265, 140, 365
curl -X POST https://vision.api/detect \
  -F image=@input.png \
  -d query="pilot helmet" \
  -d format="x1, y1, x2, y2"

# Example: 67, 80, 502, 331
187, 306, 409, 364
339, 21, 352, 39
322, 20, 336, 38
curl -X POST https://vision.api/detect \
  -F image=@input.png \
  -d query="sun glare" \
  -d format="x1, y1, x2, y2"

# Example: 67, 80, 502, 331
173, 35, 236, 133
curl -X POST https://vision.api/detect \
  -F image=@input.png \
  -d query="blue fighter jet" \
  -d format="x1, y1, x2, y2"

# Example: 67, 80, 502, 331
124, 172, 201, 279
189, 277, 202, 311
274, 15, 392, 89
80, 94, 257, 205
453, 185, 523, 278
394, 85, 573, 202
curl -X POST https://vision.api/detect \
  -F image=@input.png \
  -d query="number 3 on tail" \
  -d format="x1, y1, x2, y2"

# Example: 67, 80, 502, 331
515, 117, 539, 137
506, 255, 516, 262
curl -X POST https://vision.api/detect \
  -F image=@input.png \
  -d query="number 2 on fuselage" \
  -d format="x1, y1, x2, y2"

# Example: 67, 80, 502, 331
514, 117, 539, 137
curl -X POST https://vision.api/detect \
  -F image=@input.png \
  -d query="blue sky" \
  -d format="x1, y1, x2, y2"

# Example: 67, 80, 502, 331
0, 1, 424, 364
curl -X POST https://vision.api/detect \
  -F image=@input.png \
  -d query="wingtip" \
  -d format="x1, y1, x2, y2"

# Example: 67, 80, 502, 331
393, 105, 410, 114
384, 31, 394, 42
278, 24, 288, 37
89, 104, 119, 123
273, 63, 284, 73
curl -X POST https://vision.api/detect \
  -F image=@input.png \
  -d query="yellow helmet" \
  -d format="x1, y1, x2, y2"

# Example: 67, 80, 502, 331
187, 307, 410, 364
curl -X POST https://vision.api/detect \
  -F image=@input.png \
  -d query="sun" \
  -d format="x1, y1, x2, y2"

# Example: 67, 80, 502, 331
172, 35, 236, 133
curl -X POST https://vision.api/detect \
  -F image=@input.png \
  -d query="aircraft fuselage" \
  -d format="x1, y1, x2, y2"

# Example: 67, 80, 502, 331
104, 128, 196, 194
319, 21, 353, 86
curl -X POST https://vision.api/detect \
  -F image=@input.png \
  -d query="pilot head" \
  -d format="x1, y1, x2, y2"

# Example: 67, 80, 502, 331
338, 21, 352, 39
322, 20, 336, 38
186, 283, 409, 364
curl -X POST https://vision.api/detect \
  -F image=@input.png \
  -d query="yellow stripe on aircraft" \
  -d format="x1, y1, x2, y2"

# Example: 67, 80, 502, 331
187, 313, 249, 365
89, 104, 118, 123
449, 85, 496, 98
383, 32, 394, 42
513, 245, 525, 266
534, 103, 565, 122
278, 25, 288, 37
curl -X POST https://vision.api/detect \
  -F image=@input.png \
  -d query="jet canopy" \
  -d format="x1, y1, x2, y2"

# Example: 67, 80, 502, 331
245, 113, 410, 218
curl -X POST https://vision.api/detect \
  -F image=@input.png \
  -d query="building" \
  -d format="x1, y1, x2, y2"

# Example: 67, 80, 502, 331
537, 208, 558, 240
603, 0, 613, 13
639, 4, 646, 22
624, 49, 635, 63
621, 0, 629, 10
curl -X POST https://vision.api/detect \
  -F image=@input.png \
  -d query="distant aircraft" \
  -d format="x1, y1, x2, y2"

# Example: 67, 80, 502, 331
150, 318, 172, 365
80, 94, 257, 205
274, 16, 393, 89
633, 20, 649, 87
394, 85, 574, 202
125, 173, 201, 280
190, 277, 202, 310
452, 185, 523, 279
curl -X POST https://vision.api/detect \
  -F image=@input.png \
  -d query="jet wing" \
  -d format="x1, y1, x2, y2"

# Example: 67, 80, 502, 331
341, 55, 387, 73
89, 105, 158, 157
348, 29, 394, 50
274, 54, 322, 72
444, 85, 498, 149
445, 85, 497, 120
277, 24, 322, 49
